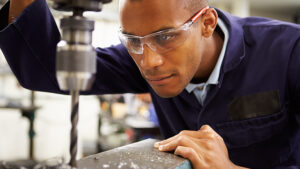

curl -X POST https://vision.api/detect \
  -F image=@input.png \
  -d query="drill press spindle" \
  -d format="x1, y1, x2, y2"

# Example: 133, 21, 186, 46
52, 0, 112, 167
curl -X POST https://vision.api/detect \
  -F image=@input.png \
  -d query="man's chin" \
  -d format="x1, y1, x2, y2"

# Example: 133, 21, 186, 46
151, 86, 184, 98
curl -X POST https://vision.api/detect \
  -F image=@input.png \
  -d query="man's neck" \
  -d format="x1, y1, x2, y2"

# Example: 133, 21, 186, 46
192, 28, 224, 84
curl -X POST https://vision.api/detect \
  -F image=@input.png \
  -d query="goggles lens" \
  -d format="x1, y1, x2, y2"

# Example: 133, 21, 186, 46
119, 24, 191, 54
119, 6, 209, 55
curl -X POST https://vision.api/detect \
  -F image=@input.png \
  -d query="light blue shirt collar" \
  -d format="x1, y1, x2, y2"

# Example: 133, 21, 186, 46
186, 18, 229, 93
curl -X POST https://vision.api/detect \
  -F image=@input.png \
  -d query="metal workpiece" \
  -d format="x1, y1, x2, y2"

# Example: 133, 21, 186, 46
78, 139, 192, 169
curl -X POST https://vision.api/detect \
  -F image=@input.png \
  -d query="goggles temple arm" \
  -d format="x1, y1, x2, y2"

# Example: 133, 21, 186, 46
191, 6, 210, 23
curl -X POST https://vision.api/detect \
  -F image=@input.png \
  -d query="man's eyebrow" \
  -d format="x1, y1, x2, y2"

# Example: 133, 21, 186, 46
121, 26, 176, 36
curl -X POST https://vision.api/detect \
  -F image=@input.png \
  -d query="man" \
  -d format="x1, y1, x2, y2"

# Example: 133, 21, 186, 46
0, 0, 300, 168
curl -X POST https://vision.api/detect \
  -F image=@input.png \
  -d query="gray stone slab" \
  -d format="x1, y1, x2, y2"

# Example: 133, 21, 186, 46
78, 139, 192, 169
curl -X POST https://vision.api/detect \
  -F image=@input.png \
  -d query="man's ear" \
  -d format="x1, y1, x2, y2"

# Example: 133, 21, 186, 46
200, 8, 218, 38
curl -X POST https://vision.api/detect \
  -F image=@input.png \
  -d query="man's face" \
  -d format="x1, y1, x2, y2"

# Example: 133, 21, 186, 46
120, 0, 205, 98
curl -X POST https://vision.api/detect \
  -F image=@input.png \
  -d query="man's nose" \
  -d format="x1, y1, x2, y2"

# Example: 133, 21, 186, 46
140, 45, 164, 69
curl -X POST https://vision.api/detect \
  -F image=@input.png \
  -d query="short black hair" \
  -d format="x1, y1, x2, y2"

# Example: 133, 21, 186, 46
184, 0, 208, 15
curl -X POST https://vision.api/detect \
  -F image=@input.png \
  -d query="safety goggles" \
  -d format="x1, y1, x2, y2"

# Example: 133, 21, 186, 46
119, 6, 209, 55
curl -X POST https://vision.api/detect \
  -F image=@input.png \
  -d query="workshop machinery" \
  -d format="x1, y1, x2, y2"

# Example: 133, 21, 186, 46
52, 0, 111, 167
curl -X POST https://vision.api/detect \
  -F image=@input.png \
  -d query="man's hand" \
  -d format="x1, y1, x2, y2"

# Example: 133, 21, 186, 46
9, 0, 35, 23
154, 125, 248, 169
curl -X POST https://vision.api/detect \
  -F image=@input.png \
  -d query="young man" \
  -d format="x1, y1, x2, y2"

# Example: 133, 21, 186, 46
0, 0, 300, 168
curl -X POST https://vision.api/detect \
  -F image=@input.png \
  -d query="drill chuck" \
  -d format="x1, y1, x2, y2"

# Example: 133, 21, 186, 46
56, 15, 96, 91
54, 0, 113, 92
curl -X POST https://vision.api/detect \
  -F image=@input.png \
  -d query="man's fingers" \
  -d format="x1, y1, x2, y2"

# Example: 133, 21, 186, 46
157, 135, 201, 152
155, 125, 220, 148
199, 124, 215, 132
154, 125, 224, 150
200, 125, 224, 142
174, 146, 204, 169
155, 131, 200, 149
153, 126, 234, 169
154, 132, 185, 148
154, 135, 177, 148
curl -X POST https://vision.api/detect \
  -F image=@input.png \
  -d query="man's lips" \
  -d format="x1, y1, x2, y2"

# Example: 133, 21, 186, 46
145, 74, 174, 85
145, 74, 173, 81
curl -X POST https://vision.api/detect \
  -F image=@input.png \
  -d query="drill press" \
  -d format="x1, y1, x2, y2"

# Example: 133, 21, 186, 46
52, 0, 112, 167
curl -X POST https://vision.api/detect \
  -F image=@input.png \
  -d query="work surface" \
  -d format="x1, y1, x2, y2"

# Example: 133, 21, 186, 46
78, 139, 192, 169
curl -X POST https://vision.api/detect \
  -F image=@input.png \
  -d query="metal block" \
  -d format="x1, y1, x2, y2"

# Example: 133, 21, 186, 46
78, 139, 192, 169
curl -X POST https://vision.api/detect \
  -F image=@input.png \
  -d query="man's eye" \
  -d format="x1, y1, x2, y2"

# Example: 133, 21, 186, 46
155, 34, 176, 44
128, 38, 141, 45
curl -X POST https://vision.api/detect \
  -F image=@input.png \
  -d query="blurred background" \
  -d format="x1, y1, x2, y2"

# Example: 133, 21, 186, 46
0, 0, 299, 165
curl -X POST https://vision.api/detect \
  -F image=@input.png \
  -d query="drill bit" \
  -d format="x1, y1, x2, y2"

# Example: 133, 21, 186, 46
69, 90, 79, 167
